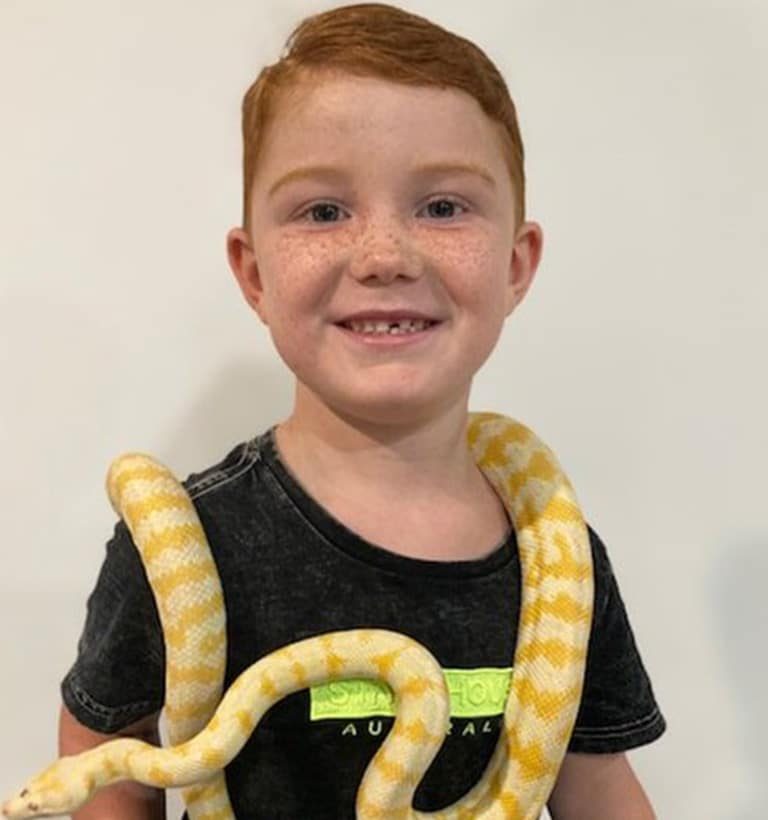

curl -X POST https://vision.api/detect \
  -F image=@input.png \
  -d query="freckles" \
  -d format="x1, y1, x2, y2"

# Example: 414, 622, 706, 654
272, 233, 339, 286
434, 237, 497, 285
426, 231, 491, 262
463, 244, 495, 272
356, 229, 399, 265
275, 232, 341, 261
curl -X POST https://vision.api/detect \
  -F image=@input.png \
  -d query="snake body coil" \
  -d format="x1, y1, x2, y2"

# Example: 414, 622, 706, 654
2, 412, 594, 819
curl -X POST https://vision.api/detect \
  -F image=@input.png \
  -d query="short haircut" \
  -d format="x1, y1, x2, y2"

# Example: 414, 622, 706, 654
239, 3, 526, 230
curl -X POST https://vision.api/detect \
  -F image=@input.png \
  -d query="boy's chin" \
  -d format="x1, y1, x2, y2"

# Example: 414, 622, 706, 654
326, 390, 471, 429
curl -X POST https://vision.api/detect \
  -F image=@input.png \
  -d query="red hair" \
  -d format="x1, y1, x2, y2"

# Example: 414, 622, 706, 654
239, 3, 525, 229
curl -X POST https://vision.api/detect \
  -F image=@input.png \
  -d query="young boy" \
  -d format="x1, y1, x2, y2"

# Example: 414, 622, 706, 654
58, 3, 665, 818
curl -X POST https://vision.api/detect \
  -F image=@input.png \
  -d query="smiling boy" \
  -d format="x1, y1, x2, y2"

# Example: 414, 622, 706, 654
228, 71, 534, 565
58, 4, 665, 818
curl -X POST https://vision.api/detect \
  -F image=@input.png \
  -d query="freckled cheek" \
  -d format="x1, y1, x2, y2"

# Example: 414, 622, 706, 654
265, 236, 339, 311
441, 243, 508, 316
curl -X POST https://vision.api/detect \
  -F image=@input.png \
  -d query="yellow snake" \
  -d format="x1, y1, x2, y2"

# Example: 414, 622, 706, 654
2, 412, 594, 819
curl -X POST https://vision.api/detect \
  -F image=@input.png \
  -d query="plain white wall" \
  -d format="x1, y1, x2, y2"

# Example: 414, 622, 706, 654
1, 1, 766, 817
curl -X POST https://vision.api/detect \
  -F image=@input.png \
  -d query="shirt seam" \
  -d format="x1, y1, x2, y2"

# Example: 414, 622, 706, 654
64, 673, 159, 720
571, 706, 663, 739
184, 437, 261, 500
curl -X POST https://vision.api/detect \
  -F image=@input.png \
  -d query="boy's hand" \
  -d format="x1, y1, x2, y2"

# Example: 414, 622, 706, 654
548, 752, 656, 819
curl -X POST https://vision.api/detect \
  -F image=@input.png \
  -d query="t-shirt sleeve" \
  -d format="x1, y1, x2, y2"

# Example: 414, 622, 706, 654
60, 521, 165, 734
568, 526, 666, 753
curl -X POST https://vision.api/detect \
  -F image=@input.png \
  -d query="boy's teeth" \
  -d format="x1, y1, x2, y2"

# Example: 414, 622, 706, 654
346, 319, 432, 335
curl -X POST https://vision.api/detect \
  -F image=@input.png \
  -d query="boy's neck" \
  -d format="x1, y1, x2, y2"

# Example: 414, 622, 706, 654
273, 402, 511, 561
275, 400, 478, 497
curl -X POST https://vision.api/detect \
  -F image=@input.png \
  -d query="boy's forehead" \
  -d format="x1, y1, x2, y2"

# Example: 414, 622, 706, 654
260, 72, 509, 174
275, 71, 485, 124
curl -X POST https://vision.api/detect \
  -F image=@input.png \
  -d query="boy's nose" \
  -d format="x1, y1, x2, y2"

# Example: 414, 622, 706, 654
348, 221, 423, 284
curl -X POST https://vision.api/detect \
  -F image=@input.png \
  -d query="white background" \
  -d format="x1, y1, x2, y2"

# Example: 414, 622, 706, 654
1, 1, 766, 818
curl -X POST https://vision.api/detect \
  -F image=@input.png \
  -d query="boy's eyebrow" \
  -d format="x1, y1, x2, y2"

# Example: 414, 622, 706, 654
267, 161, 497, 198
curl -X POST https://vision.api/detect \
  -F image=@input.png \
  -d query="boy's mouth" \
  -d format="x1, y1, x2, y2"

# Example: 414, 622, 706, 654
333, 316, 444, 347
337, 318, 439, 336
334, 309, 444, 338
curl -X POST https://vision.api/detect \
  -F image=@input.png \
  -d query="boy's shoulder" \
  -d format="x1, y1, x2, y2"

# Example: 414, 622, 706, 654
181, 428, 271, 500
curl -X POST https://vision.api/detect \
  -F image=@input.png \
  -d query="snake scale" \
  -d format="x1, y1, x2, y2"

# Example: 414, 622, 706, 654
2, 412, 594, 819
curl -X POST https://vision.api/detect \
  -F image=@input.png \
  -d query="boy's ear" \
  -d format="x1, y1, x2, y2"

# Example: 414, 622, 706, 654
226, 227, 269, 325
506, 221, 544, 316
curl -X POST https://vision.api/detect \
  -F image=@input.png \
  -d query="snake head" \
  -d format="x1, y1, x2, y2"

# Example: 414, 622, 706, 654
2, 757, 92, 819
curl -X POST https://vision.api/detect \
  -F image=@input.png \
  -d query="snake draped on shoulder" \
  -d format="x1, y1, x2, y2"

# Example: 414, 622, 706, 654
2, 412, 593, 820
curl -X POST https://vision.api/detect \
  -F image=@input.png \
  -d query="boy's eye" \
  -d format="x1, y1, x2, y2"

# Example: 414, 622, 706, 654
423, 198, 467, 219
304, 202, 344, 223
297, 197, 468, 224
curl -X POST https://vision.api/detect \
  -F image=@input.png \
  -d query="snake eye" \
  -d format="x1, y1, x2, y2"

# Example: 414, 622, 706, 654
20, 790, 28, 797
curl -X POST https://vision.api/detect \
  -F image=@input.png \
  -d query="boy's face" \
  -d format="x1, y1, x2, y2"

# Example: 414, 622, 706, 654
228, 72, 542, 426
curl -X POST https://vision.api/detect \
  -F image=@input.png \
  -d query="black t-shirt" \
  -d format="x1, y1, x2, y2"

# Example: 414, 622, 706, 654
61, 427, 665, 818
